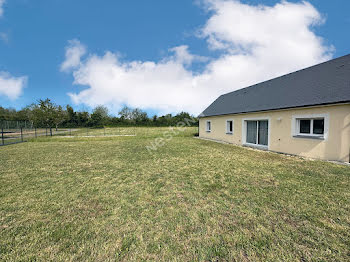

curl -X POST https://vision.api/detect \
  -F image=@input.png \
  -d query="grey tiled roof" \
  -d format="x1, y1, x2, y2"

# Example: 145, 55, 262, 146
200, 54, 350, 117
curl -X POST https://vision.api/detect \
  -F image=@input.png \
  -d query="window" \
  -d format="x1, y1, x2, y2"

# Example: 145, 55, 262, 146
297, 118, 324, 137
292, 114, 329, 140
245, 120, 268, 146
206, 121, 211, 132
299, 119, 311, 134
313, 119, 324, 134
226, 120, 233, 134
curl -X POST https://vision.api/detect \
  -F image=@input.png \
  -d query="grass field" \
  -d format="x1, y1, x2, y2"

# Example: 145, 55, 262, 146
1, 127, 349, 261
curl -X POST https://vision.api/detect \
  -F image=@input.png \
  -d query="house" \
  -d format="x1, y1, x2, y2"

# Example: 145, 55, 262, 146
199, 55, 350, 163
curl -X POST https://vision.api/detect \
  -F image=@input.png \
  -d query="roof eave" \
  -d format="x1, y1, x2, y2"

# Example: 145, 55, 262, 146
198, 101, 350, 118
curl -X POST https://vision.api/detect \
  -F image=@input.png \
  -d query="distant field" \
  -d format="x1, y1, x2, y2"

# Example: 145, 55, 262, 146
1, 127, 349, 261
57, 126, 197, 138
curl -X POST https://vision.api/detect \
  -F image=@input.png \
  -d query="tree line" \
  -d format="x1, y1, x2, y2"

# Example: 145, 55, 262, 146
0, 99, 198, 128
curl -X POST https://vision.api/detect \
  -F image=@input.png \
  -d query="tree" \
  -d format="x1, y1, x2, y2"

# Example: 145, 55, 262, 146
66, 105, 78, 126
29, 99, 53, 127
118, 106, 133, 120
53, 105, 66, 130
0, 98, 197, 128
132, 108, 148, 124
29, 99, 63, 128
152, 115, 157, 123
17, 107, 31, 122
77, 111, 90, 127
90, 105, 109, 126
173, 112, 197, 126
0, 107, 11, 120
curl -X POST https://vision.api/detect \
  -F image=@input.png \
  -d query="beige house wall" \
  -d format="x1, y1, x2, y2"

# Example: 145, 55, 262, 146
199, 104, 350, 163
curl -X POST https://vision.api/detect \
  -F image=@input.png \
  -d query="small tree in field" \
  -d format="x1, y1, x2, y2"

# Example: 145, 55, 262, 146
29, 99, 55, 128
29, 99, 65, 129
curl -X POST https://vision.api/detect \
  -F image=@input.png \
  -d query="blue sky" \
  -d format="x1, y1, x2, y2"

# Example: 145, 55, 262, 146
0, 0, 349, 115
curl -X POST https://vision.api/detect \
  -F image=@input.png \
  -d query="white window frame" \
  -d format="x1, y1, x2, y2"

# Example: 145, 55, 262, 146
242, 117, 271, 150
292, 113, 329, 140
206, 120, 211, 132
226, 119, 233, 134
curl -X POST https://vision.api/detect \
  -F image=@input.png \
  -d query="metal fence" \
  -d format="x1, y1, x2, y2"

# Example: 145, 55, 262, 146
0, 121, 137, 146
0, 120, 33, 130
62, 127, 137, 137
0, 126, 73, 146
0, 122, 195, 146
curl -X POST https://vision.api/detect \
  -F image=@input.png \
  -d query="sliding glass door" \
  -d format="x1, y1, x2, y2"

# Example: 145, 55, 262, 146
258, 120, 268, 146
246, 121, 257, 144
246, 120, 268, 146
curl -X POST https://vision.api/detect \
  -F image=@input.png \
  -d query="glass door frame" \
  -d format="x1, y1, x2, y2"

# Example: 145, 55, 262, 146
242, 118, 270, 149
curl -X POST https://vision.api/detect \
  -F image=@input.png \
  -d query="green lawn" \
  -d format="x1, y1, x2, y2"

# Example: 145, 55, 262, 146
1, 127, 349, 261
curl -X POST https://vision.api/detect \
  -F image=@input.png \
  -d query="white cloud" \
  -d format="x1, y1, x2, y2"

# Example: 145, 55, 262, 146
60, 39, 87, 72
169, 45, 208, 66
0, 32, 9, 44
0, 1, 27, 100
0, 0, 5, 17
68, 49, 205, 115
0, 72, 27, 100
64, 0, 333, 115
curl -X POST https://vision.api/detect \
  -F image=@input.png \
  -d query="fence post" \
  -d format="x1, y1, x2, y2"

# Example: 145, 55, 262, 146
20, 127, 23, 142
50, 127, 52, 137
35, 127, 37, 138
1, 128, 4, 145
87, 128, 88, 136
46, 128, 48, 136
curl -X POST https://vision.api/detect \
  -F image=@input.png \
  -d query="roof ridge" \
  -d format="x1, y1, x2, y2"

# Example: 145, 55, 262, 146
221, 54, 350, 97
